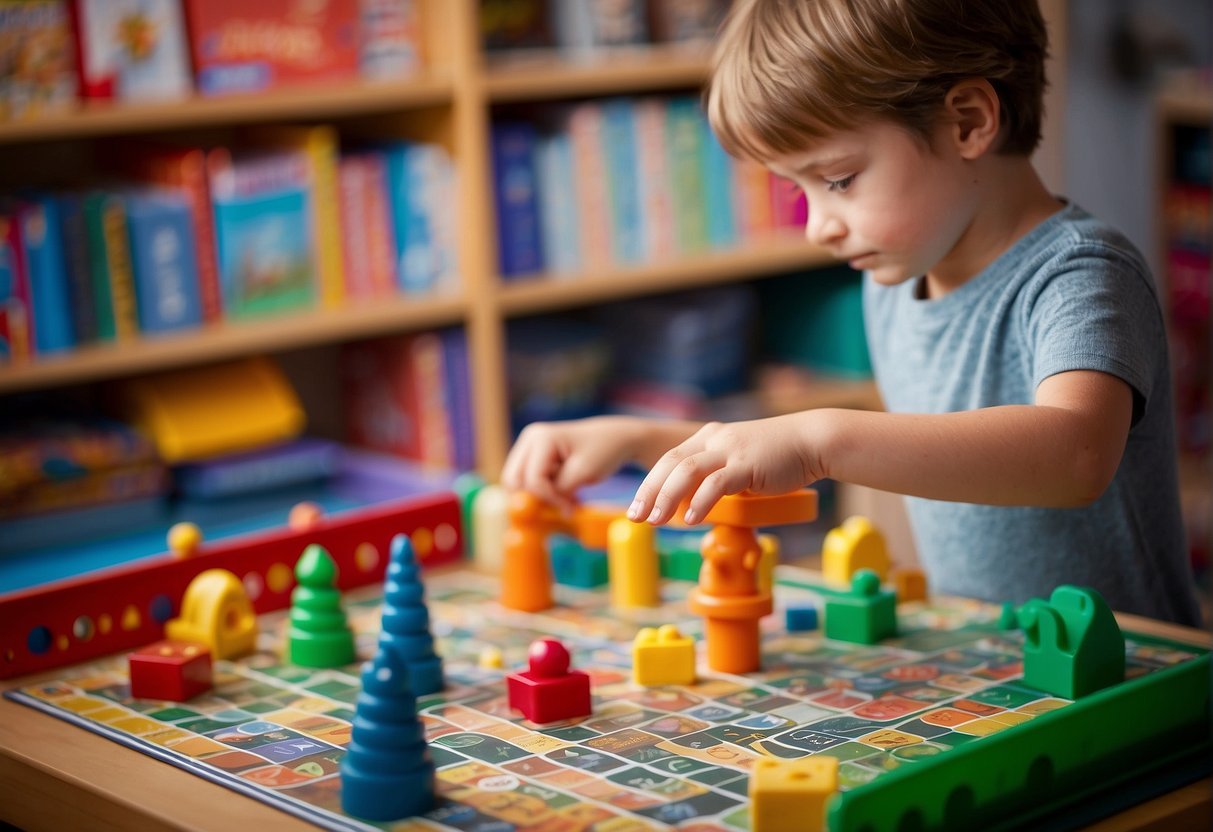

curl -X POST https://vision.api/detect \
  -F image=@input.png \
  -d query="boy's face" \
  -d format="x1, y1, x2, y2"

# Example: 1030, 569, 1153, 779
767, 119, 980, 288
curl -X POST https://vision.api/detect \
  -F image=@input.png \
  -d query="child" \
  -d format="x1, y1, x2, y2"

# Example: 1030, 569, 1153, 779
501, 0, 1201, 625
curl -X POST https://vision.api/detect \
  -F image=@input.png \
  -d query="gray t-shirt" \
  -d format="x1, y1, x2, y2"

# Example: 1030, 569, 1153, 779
863, 201, 1200, 625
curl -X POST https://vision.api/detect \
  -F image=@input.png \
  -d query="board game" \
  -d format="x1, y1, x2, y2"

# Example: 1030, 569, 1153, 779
6, 565, 1210, 832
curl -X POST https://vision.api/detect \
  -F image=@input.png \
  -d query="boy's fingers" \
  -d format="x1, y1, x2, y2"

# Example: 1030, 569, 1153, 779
683, 468, 743, 525
645, 454, 714, 525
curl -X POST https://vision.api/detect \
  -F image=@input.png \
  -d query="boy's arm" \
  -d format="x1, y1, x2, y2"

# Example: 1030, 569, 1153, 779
631, 370, 1134, 526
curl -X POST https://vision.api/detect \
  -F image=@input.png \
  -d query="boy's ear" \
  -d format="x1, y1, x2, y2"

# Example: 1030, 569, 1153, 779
944, 79, 1001, 159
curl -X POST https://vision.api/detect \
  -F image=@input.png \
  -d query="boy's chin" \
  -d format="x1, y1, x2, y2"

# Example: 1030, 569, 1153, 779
863, 266, 918, 287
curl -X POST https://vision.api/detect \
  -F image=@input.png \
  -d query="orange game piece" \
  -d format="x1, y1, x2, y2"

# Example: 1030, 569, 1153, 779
687, 524, 772, 674
288, 501, 324, 531
890, 565, 928, 602
698, 490, 818, 528
500, 492, 558, 612
572, 503, 624, 550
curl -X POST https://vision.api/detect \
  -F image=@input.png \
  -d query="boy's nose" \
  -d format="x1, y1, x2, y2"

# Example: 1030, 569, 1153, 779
806, 213, 846, 247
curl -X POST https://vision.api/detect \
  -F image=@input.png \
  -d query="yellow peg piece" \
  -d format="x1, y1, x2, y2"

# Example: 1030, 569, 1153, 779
757, 534, 779, 596
633, 625, 696, 687
165, 568, 257, 660
167, 522, 202, 559
749, 755, 839, 832
821, 516, 890, 587
607, 518, 660, 609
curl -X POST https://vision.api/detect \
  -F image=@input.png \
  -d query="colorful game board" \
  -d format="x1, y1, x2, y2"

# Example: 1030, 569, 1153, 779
6, 567, 1210, 832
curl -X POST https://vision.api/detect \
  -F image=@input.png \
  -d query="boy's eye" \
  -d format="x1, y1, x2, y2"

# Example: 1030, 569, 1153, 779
826, 174, 855, 193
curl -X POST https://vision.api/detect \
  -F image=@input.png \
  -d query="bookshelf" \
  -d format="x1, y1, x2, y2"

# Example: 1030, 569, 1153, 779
0, 0, 841, 479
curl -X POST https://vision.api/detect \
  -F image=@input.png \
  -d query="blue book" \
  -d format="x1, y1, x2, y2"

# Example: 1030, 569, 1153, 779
601, 99, 644, 264
439, 327, 475, 471
124, 189, 203, 334
701, 117, 739, 248
19, 196, 74, 354
490, 122, 544, 277
535, 132, 581, 273
54, 193, 97, 345
381, 142, 452, 294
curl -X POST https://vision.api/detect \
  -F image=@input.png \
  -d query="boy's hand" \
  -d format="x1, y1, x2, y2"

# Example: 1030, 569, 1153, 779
500, 416, 647, 513
626, 413, 825, 526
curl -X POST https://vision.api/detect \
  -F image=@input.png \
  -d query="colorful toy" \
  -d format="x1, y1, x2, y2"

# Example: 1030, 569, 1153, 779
128, 640, 212, 701
823, 569, 897, 645
377, 534, 443, 695
470, 482, 508, 573
821, 515, 890, 587
339, 645, 435, 821
785, 603, 819, 632
506, 637, 591, 724
165, 568, 257, 660
749, 755, 839, 832
288, 545, 355, 668
633, 624, 696, 686
889, 564, 927, 602
607, 517, 661, 609
166, 522, 202, 559
500, 490, 559, 612
687, 489, 818, 674
1019, 585, 1125, 698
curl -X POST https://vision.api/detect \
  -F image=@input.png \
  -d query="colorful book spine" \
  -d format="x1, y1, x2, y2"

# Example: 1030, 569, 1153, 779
83, 192, 138, 341
19, 196, 74, 354
701, 119, 739, 249
534, 132, 581, 274
439, 326, 475, 471
601, 98, 643, 265
410, 332, 453, 469
0, 210, 33, 363
338, 152, 397, 299
665, 97, 709, 253
382, 142, 456, 294
137, 147, 222, 323
491, 121, 544, 278
55, 193, 97, 344
245, 124, 347, 308
124, 189, 202, 334
632, 97, 675, 261
732, 159, 774, 241
207, 147, 316, 319
565, 102, 612, 269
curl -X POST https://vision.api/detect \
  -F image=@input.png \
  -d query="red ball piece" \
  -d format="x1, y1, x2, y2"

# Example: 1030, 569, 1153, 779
528, 637, 570, 678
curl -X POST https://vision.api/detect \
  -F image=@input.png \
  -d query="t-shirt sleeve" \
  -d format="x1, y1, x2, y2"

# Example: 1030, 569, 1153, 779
1024, 244, 1165, 424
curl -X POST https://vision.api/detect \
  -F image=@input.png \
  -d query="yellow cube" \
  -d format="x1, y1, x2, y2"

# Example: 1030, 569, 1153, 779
632, 625, 695, 686
749, 756, 839, 832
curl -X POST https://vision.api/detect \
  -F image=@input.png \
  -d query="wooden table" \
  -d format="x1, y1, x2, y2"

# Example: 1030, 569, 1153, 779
1, 611, 1209, 832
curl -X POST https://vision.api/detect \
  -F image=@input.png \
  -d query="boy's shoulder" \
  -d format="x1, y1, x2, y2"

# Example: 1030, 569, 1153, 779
1024, 202, 1149, 280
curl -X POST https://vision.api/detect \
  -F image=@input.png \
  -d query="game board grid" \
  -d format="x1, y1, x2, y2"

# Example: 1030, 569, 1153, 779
6, 568, 1203, 832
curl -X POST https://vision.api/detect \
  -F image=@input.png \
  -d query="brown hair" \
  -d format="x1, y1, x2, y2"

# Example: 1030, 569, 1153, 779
707, 0, 1049, 160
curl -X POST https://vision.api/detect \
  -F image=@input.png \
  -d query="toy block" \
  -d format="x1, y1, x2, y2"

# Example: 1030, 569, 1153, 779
822, 515, 890, 587
165, 568, 257, 660
785, 603, 819, 632
288, 545, 356, 668
507, 638, 591, 724
128, 640, 212, 701
573, 503, 625, 550
378, 535, 443, 695
1018, 585, 1125, 698
550, 534, 610, 588
824, 569, 897, 645
471, 483, 509, 573
660, 545, 702, 581
698, 489, 818, 528
633, 625, 696, 686
688, 525, 772, 674
749, 755, 839, 832
757, 533, 779, 595
607, 517, 661, 608
341, 645, 435, 821
889, 565, 927, 602
998, 602, 1021, 631
167, 522, 202, 559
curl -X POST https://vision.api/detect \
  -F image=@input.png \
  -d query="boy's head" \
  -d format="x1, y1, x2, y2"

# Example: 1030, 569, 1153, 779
707, 0, 1049, 163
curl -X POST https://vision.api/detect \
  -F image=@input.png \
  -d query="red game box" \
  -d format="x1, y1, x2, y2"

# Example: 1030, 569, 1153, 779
181, 0, 360, 96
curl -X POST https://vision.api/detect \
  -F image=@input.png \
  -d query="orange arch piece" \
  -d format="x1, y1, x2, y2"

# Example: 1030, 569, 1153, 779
697, 490, 819, 528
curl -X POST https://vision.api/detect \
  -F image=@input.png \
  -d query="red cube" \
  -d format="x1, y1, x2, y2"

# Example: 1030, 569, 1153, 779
129, 640, 213, 702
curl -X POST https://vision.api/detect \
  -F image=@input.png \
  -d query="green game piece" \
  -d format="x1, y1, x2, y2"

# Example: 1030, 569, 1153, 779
288, 544, 356, 668
659, 545, 703, 582
1017, 585, 1125, 699
824, 568, 897, 644
550, 535, 609, 588
997, 601, 1020, 630
452, 471, 486, 557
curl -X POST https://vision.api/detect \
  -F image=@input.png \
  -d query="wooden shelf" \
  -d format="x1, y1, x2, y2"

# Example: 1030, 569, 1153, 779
484, 46, 710, 102
0, 293, 467, 394
0, 75, 454, 145
1156, 85, 1212, 126
499, 237, 837, 317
